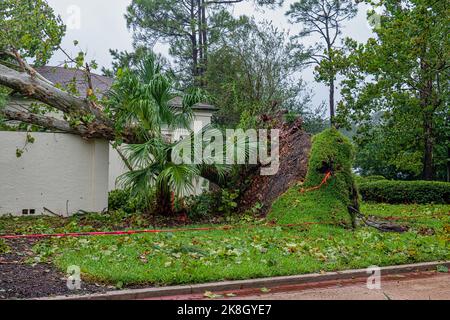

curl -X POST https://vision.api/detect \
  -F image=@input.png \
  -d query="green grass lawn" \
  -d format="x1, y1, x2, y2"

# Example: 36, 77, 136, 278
9, 203, 446, 288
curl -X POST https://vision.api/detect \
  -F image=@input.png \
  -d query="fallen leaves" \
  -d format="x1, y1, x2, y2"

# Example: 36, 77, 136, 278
204, 291, 223, 299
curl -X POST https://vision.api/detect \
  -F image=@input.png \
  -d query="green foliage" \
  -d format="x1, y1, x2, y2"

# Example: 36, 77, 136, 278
108, 189, 151, 213
269, 128, 358, 227
284, 112, 300, 124
364, 175, 387, 182
359, 180, 450, 204
337, 0, 449, 180
205, 19, 314, 127
185, 192, 218, 220
108, 189, 132, 211
0, 239, 10, 254
102, 47, 170, 77
125, 0, 238, 84
0, 0, 65, 65
125, 1, 281, 85
109, 53, 229, 215
217, 189, 239, 216
185, 189, 239, 219
354, 175, 387, 185
29, 203, 450, 286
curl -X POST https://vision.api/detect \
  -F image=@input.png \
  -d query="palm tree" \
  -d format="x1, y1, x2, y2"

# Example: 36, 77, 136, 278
107, 54, 227, 215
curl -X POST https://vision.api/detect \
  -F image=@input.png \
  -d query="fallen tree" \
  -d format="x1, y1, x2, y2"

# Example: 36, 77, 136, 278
0, 63, 136, 142
239, 114, 312, 215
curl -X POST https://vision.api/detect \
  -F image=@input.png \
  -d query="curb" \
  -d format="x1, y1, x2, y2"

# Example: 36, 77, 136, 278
43, 261, 450, 300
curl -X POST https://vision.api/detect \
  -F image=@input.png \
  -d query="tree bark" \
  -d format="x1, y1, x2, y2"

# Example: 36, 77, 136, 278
329, 77, 335, 127
201, 0, 208, 74
4, 109, 90, 135
422, 110, 434, 180
420, 58, 435, 181
447, 146, 450, 182
0, 64, 141, 143
190, 0, 199, 78
197, 0, 204, 78
156, 187, 175, 216
0, 64, 108, 123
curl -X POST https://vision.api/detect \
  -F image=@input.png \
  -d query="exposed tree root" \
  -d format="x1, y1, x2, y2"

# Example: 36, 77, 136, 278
349, 206, 409, 233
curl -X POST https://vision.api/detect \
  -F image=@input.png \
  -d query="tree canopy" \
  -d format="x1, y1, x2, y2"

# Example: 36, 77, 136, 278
0, 0, 65, 65
336, 0, 449, 180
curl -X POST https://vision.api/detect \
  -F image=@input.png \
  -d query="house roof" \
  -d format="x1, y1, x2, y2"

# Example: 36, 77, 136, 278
34, 66, 216, 111
168, 96, 217, 111
35, 66, 113, 97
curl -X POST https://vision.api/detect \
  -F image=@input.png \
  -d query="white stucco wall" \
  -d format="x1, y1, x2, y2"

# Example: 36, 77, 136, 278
108, 110, 213, 194
0, 132, 109, 216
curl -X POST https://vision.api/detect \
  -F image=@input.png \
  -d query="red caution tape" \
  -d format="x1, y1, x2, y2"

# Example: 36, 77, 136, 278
0, 221, 329, 240
299, 171, 332, 193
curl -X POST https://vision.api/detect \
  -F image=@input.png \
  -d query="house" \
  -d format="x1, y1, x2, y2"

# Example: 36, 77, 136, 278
0, 67, 216, 216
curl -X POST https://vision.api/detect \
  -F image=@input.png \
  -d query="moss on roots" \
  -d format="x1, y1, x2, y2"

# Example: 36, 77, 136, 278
268, 128, 358, 228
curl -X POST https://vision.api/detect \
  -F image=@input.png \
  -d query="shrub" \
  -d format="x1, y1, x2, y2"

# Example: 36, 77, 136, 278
359, 180, 450, 204
108, 189, 151, 213
108, 189, 131, 211
354, 175, 386, 185
185, 189, 240, 219
185, 192, 217, 219
363, 175, 387, 182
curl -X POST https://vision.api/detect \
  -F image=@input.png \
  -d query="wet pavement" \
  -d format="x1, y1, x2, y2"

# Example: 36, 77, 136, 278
229, 272, 450, 300
146, 271, 450, 300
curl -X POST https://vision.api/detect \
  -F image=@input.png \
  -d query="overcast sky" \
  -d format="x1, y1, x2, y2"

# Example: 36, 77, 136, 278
46, 0, 374, 110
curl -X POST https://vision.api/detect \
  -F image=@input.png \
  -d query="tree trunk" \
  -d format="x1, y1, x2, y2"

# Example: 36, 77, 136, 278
422, 111, 434, 180
156, 188, 175, 216
447, 146, 450, 182
197, 0, 204, 79
201, 0, 208, 74
190, 0, 199, 79
329, 77, 335, 127
239, 114, 312, 215
0, 64, 139, 143
420, 58, 435, 181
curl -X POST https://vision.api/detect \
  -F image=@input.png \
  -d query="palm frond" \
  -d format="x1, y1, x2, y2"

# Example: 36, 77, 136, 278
157, 163, 200, 197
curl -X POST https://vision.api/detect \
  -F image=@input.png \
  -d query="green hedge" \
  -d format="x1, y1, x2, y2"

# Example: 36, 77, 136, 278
359, 180, 450, 204
354, 175, 387, 184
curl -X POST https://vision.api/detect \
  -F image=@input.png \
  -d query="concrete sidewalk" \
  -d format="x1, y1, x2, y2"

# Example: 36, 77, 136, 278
47, 262, 450, 300
229, 272, 450, 300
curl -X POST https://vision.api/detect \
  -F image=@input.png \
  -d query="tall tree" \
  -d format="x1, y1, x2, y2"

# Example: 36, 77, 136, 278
0, 0, 139, 142
0, 0, 65, 66
337, 0, 449, 181
205, 19, 313, 126
286, 0, 357, 126
125, 0, 282, 85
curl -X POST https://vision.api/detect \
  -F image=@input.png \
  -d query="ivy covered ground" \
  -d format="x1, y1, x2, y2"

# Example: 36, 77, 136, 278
1, 203, 448, 290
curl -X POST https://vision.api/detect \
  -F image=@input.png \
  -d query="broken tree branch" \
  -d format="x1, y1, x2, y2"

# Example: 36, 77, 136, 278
0, 63, 109, 124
